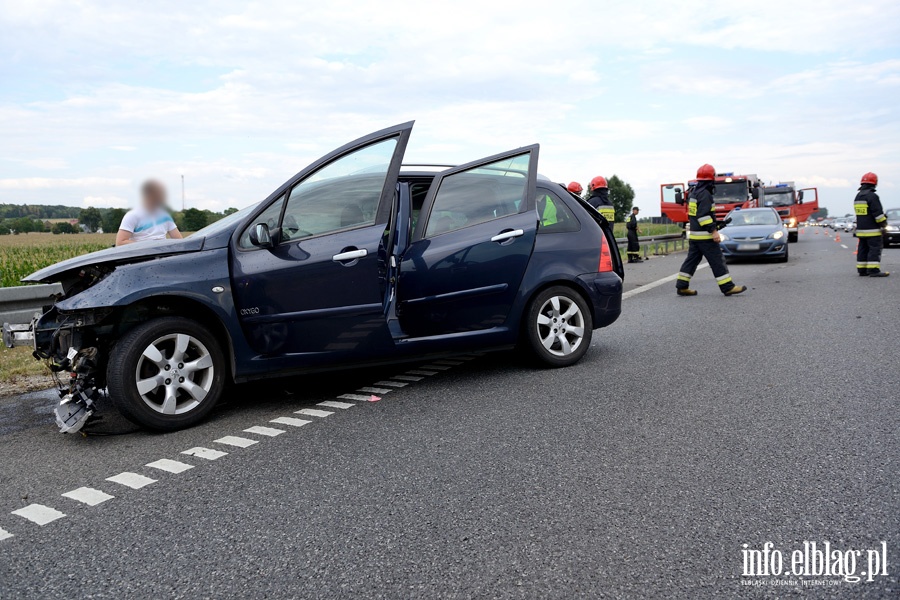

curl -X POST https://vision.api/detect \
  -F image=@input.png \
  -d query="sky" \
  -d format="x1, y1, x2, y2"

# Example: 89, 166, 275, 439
1, 0, 899, 217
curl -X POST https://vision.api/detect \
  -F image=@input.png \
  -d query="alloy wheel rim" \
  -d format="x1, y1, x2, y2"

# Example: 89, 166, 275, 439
134, 333, 214, 415
536, 296, 585, 357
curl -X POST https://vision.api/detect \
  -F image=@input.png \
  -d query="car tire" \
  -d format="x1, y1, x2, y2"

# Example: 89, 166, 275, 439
779, 245, 789, 263
107, 317, 227, 431
523, 286, 593, 368
788, 232, 798, 243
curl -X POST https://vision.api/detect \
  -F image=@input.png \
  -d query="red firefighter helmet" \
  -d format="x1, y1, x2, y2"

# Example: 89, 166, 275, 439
696, 164, 716, 181
861, 172, 878, 185
567, 181, 583, 194
590, 176, 608, 190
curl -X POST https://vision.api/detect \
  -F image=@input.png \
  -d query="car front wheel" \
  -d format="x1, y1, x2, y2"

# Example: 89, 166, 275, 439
523, 286, 593, 367
107, 317, 226, 431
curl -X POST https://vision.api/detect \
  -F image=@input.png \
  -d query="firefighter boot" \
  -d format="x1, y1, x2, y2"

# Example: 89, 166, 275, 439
676, 288, 698, 296
869, 271, 890, 278
723, 285, 747, 296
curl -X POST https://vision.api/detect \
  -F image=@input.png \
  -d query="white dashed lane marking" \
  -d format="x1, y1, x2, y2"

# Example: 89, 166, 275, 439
434, 359, 464, 366
392, 375, 423, 382
375, 380, 408, 388
420, 364, 451, 371
244, 425, 286, 437
146, 459, 195, 474
0, 527, 12, 541
61, 487, 114, 506
841, 244, 848, 249
357, 387, 393, 394
11, 504, 66, 526
214, 435, 259, 448
182, 447, 228, 460
406, 370, 438, 376
338, 394, 378, 402
318, 400, 355, 409
106, 472, 157, 489
295, 408, 333, 418
269, 417, 311, 428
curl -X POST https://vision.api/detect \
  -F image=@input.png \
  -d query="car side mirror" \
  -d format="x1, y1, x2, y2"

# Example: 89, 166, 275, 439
248, 223, 274, 248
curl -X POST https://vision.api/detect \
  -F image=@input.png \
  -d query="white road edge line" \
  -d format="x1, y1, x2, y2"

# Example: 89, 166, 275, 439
269, 417, 311, 427
11, 504, 66, 526
182, 447, 228, 460
338, 394, 378, 402
622, 263, 710, 300
213, 436, 259, 448
105, 472, 157, 489
318, 400, 355, 409
244, 425, 286, 437
295, 408, 333, 418
145, 458, 195, 474
61, 487, 114, 506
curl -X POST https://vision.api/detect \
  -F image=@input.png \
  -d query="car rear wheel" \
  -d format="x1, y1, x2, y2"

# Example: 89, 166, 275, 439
107, 317, 226, 431
523, 286, 592, 367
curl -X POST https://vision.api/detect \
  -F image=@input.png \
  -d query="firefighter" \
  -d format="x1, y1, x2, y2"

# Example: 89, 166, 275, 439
854, 172, 890, 277
587, 176, 615, 222
567, 181, 583, 197
626, 206, 642, 262
675, 164, 746, 296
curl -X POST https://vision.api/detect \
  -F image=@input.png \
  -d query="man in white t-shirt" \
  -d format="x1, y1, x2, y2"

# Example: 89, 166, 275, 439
116, 180, 184, 246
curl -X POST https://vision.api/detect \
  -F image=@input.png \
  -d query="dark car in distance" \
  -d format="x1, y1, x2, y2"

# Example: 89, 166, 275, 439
7, 122, 623, 432
883, 208, 900, 246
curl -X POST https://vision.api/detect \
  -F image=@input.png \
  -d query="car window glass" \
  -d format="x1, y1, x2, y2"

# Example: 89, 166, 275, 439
425, 153, 530, 238
281, 137, 397, 242
537, 190, 580, 233
239, 194, 285, 249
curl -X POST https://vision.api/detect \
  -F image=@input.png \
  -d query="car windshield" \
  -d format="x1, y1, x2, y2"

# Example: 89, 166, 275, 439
886, 209, 900, 220
728, 210, 780, 226
764, 191, 794, 206
714, 182, 748, 203
189, 203, 259, 237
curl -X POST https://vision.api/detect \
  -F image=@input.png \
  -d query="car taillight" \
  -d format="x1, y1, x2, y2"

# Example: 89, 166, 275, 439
599, 232, 613, 272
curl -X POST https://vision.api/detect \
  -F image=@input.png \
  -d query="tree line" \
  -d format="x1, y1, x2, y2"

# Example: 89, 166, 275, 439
0, 204, 239, 235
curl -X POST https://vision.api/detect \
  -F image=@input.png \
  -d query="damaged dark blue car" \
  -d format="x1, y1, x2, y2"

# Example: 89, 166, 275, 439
7, 122, 623, 432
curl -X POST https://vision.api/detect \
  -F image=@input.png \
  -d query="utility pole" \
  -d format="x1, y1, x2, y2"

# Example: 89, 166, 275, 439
181, 175, 185, 211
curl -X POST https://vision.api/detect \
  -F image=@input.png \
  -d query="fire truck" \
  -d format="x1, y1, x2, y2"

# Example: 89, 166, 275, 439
758, 182, 819, 243
660, 172, 760, 225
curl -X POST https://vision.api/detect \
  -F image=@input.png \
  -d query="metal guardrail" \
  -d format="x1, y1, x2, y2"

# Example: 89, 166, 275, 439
0, 283, 62, 326
614, 232, 686, 258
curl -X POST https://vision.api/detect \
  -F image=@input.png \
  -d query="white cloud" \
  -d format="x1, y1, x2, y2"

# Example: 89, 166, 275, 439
82, 195, 129, 208
0, 177, 131, 190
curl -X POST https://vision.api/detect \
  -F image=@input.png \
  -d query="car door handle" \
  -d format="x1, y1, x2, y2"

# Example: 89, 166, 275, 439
332, 249, 367, 262
490, 229, 524, 243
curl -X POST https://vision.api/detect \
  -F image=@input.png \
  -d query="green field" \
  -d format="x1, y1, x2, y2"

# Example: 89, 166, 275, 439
0, 232, 116, 287
611, 222, 683, 238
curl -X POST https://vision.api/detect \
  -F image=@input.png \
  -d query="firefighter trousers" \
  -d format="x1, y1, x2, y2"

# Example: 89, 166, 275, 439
857, 236, 884, 275
626, 230, 640, 260
675, 239, 735, 293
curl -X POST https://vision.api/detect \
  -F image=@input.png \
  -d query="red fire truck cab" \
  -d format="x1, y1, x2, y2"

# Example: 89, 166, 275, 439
758, 182, 819, 243
660, 172, 760, 225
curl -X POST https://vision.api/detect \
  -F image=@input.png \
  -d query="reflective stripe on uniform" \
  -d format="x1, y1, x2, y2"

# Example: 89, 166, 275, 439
867, 262, 880, 268
676, 272, 691, 282
598, 207, 615, 220
716, 273, 732, 284
688, 232, 714, 240
854, 202, 868, 215
875, 213, 887, 223
857, 262, 867, 269
697, 215, 714, 226
856, 229, 882, 237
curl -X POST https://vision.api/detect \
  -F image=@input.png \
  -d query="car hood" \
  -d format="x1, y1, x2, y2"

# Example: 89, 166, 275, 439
23, 235, 206, 284
723, 224, 783, 238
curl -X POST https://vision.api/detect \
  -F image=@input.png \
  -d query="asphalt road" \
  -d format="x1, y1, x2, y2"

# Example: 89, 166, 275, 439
1, 229, 897, 599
